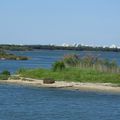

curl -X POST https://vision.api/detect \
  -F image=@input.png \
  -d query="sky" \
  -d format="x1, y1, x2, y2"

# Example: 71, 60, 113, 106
0, 0, 120, 46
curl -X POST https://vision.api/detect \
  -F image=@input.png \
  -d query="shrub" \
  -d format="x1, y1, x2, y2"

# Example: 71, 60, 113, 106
1, 70, 11, 76
43, 78, 55, 84
63, 54, 80, 66
0, 70, 11, 80
52, 61, 65, 71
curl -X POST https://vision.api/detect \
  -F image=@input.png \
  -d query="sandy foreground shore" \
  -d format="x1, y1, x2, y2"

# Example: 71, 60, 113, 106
0, 78, 120, 93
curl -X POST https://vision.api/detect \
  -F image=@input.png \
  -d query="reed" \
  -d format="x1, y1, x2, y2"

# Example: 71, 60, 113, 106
62, 54, 120, 73
52, 61, 65, 71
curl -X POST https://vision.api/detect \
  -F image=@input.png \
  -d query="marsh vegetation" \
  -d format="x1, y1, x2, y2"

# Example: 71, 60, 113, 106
17, 54, 120, 84
0, 50, 29, 60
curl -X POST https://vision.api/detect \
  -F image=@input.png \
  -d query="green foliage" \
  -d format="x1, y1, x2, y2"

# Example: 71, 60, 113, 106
0, 70, 11, 80
63, 54, 120, 73
52, 61, 65, 71
0, 44, 120, 52
0, 45, 32, 51
17, 68, 27, 74
17, 67, 120, 84
0, 75, 9, 80
63, 54, 80, 66
16, 54, 120, 84
0, 50, 29, 60
1, 70, 11, 76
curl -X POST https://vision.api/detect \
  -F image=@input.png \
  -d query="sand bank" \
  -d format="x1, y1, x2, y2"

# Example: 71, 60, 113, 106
0, 78, 120, 93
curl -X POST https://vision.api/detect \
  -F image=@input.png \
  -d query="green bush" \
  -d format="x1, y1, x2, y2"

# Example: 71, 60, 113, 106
0, 70, 11, 80
1, 70, 11, 76
52, 61, 65, 71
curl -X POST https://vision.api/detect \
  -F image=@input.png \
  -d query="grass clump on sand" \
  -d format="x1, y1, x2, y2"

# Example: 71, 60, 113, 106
0, 70, 11, 80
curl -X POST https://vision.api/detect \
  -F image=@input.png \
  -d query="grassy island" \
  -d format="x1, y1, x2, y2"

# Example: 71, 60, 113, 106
17, 54, 120, 84
0, 54, 120, 93
0, 50, 29, 60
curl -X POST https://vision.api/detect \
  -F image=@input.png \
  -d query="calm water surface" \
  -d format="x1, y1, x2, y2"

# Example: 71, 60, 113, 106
0, 84, 120, 120
0, 51, 120, 120
0, 50, 120, 72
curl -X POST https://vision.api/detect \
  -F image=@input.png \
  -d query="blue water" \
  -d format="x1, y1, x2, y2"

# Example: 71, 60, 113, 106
0, 84, 120, 120
0, 51, 120, 120
0, 50, 120, 73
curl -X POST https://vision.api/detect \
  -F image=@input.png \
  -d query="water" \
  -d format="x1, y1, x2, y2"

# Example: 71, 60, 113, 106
0, 50, 120, 73
0, 50, 120, 120
0, 84, 120, 120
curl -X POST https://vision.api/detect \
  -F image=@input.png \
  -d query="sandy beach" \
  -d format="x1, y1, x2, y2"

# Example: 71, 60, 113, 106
0, 78, 120, 93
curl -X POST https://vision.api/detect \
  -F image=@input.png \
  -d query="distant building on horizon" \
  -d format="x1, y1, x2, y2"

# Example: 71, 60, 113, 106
61, 43, 120, 49
109, 44, 117, 49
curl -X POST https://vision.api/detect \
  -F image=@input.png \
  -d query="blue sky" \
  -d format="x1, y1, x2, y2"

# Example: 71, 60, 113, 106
0, 0, 120, 46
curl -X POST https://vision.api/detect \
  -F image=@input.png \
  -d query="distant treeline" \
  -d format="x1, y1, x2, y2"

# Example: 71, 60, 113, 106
27, 45, 120, 52
0, 44, 120, 52
0, 45, 32, 51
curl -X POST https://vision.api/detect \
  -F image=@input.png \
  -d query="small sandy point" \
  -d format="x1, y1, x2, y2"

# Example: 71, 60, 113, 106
0, 78, 120, 93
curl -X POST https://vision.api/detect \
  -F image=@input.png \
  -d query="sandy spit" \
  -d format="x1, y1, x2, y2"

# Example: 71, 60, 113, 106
0, 78, 120, 93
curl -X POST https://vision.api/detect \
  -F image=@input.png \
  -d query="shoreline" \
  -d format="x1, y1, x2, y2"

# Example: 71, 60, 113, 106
0, 78, 120, 93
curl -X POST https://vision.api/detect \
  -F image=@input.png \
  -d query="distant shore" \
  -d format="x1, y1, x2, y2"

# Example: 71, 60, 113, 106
1, 78, 120, 93
0, 44, 120, 52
